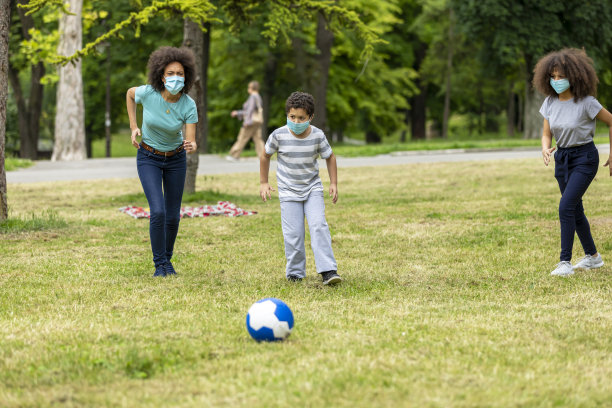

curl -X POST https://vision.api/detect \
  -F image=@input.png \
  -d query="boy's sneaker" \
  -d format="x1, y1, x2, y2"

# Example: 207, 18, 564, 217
153, 265, 166, 277
164, 261, 177, 276
321, 271, 342, 285
550, 261, 574, 277
573, 254, 604, 270
287, 275, 303, 282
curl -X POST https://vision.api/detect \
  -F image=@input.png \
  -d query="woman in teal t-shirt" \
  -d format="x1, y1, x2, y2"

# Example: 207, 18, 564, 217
126, 46, 198, 277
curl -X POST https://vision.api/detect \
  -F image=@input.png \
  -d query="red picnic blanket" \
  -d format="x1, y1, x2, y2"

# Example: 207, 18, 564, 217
119, 201, 257, 219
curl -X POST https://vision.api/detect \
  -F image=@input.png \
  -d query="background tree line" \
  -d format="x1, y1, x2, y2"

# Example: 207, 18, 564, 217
6, 0, 612, 162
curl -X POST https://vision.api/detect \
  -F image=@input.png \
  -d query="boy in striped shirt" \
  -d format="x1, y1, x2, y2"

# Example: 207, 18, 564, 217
259, 92, 341, 285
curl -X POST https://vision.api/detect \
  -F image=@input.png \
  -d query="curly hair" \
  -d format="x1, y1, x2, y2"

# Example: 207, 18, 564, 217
146, 46, 196, 94
285, 91, 315, 116
533, 48, 598, 101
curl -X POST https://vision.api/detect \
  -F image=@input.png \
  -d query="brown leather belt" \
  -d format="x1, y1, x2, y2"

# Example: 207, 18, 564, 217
140, 141, 184, 157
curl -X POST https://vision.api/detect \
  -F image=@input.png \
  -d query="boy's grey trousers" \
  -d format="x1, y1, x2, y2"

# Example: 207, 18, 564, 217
280, 191, 337, 278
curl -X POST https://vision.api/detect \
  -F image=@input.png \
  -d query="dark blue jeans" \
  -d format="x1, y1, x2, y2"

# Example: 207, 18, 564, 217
137, 147, 186, 267
554, 142, 599, 262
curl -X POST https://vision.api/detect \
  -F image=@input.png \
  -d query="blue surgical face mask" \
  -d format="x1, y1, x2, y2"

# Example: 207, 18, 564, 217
287, 117, 310, 135
550, 78, 570, 94
164, 75, 185, 95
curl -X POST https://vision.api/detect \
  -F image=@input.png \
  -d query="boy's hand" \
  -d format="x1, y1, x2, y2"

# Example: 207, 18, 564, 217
604, 154, 612, 176
329, 183, 338, 204
260, 183, 275, 202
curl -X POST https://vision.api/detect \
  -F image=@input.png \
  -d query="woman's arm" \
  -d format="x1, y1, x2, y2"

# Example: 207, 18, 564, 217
325, 153, 338, 204
541, 119, 555, 166
183, 123, 197, 153
126, 87, 141, 149
259, 152, 275, 201
598, 108, 612, 174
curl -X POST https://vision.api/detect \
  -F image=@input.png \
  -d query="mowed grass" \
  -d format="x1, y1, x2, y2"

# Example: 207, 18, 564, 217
1, 158, 612, 407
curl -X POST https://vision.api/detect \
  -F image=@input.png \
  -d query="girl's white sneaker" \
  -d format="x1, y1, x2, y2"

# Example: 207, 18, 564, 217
550, 261, 574, 276
573, 254, 604, 270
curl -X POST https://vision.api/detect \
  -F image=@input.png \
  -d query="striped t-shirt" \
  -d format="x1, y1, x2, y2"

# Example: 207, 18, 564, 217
265, 125, 333, 202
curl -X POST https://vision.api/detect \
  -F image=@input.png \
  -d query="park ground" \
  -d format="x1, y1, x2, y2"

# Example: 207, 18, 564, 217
1, 154, 611, 407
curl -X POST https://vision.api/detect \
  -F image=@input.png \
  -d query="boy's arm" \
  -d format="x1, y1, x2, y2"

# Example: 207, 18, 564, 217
259, 152, 275, 201
325, 153, 338, 204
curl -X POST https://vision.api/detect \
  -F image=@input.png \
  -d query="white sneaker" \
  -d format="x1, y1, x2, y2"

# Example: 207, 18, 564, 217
572, 254, 604, 270
225, 155, 238, 162
550, 261, 574, 276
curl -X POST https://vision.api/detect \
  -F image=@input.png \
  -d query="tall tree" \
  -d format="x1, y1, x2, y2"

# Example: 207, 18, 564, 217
0, 0, 10, 220
52, 0, 86, 161
8, 0, 45, 159
311, 10, 333, 133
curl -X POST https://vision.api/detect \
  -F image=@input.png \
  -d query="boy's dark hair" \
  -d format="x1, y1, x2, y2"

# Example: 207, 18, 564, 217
285, 91, 315, 116
532, 48, 598, 101
147, 46, 196, 94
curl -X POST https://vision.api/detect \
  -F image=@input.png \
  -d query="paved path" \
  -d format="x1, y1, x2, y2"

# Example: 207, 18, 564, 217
7, 145, 610, 184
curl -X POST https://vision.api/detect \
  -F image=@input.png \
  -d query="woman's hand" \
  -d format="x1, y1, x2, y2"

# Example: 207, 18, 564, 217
183, 140, 197, 153
603, 154, 612, 176
329, 183, 338, 204
542, 146, 556, 166
131, 128, 141, 149
260, 183, 275, 202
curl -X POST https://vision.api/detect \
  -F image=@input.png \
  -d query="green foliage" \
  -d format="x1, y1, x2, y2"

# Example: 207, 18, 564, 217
4, 157, 33, 171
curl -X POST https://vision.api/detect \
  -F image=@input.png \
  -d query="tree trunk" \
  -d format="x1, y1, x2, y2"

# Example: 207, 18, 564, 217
52, 0, 86, 161
0, 0, 10, 221
105, 42, 111, 157
507, 89, 515, 137
441, 8, 453, 139
8, 0, 45, 160
523, 83, 544, 139
200, 22, 210, 154
182, 19, 205, 194
262, 51, 278, 139
410, 41, 427, 140
312, 10, 333, 134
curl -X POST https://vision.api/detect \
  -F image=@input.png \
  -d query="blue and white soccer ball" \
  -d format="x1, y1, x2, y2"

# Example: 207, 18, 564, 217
246, 298, 294, 342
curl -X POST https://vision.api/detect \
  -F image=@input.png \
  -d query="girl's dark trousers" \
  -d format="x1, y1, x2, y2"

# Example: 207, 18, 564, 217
554, 141, 599, 262
136, 147, 187, 268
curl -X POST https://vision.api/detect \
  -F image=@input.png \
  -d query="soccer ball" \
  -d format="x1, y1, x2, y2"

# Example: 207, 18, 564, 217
246, 298, 294, 342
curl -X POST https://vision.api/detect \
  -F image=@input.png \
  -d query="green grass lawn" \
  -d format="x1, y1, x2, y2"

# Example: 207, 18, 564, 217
4, 157, 33, 171
2, 158, 612, 407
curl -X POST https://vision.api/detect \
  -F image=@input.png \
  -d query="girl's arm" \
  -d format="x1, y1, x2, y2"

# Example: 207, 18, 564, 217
183, 123, 197, 153
325, 153, 338, 204
259, 153, 275, 201
126, 87, 141, 149
541, 119, 555, 166
598, 108, 612, 175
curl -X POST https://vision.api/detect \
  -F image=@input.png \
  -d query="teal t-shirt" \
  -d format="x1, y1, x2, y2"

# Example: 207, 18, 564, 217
135, 85, 198, 151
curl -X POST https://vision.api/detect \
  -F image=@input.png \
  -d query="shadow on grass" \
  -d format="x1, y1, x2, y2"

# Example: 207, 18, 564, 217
0, 210, 68, 233
111, 189, 258, 206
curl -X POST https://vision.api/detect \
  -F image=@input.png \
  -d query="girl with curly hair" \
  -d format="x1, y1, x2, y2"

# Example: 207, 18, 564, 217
534, 48, 612, 276
126, 46, 198, 277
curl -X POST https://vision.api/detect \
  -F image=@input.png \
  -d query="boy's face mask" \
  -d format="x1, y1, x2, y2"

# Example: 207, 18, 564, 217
287, 117, 310, 135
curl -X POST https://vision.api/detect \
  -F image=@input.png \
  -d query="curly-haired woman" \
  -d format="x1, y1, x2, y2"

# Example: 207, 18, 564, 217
535, 48, 612, 276
126, 46, 198, 277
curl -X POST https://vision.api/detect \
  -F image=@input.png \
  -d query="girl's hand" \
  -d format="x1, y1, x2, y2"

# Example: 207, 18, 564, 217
131, 128, 141, 149
260, 183, 275, 202
604, 155, 612, 176
183, 140, 197, 153
329, 183, 338, 204
542, 146, 556, 166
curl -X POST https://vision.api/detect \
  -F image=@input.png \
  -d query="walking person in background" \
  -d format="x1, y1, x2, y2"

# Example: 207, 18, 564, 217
126, 46, 198, 277
226, 81, 264, 161
536, 48, 612, 276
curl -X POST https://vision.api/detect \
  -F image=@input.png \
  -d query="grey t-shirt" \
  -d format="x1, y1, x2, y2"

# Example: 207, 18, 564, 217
539, 95, 602, 148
